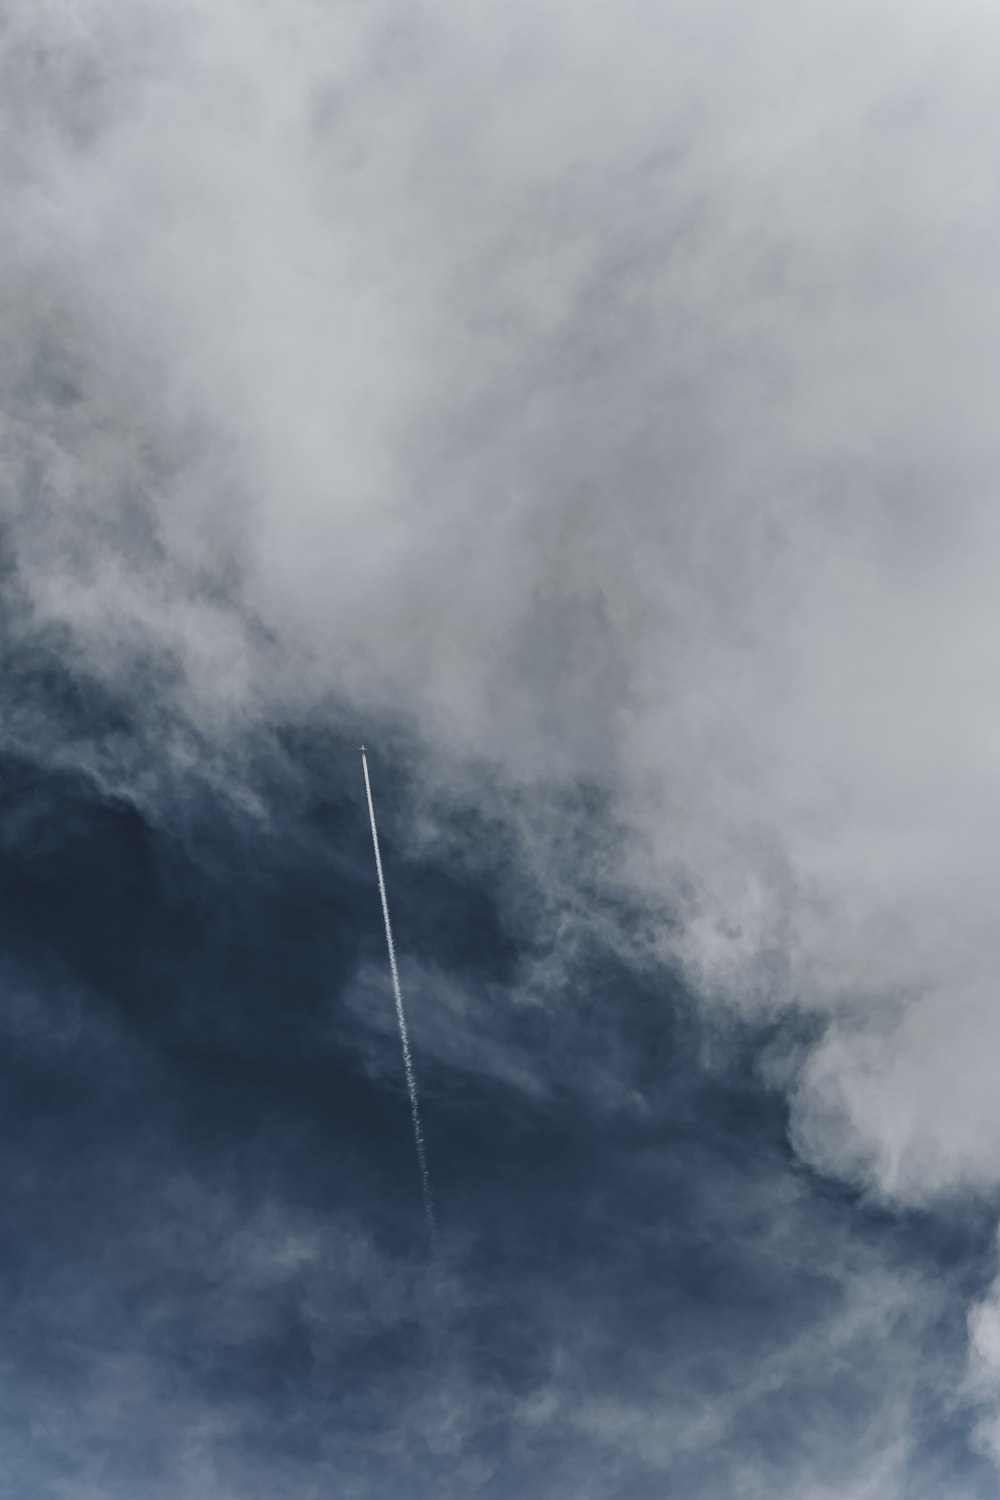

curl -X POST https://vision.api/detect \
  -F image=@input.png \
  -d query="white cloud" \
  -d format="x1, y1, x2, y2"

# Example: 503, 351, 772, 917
7, 0, 1000, 1467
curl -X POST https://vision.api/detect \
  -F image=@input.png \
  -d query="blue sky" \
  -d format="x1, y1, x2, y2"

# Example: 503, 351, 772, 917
0, 685, 996, 1497
6, 2, 1000, 1495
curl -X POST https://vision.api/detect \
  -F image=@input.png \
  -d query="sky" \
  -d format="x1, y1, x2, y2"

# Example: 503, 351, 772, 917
4, 1, 1000, 1495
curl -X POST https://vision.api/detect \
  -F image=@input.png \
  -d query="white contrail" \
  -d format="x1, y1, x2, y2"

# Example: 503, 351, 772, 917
361, 748, 437, 1245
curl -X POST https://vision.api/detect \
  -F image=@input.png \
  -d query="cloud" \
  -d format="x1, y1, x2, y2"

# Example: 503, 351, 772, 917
968, 1244, 1000, 1471
8, 0, 1000, 1479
